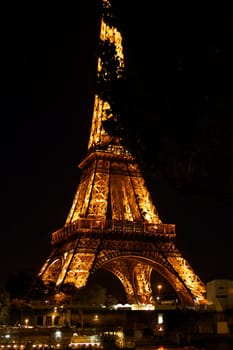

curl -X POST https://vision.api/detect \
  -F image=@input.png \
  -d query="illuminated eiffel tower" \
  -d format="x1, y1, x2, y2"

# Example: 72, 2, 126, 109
38, 0, 206, 307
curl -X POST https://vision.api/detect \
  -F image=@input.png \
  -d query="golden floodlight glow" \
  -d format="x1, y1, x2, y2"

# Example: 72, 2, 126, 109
38, 0, 207, 307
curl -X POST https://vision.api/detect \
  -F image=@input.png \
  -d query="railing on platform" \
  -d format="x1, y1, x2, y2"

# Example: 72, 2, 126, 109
52, 218, 176, 244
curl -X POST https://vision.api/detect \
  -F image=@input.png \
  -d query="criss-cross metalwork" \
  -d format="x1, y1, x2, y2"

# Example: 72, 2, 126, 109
38, 0, 206, 307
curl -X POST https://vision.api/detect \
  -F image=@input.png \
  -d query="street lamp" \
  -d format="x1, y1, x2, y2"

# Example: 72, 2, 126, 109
157, 284, 162, 300
93, 314, 99, 321
25, 318, 28, 327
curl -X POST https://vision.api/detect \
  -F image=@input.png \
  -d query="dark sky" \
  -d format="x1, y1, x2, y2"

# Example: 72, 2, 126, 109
0, 1, 233, 287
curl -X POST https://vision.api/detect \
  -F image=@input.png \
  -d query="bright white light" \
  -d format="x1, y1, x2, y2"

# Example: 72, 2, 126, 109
158, 313, 163, 324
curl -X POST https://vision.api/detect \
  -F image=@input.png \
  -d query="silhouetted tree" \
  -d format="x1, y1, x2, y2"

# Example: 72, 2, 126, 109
71, 282, 106, 306
0, 290, 10, 325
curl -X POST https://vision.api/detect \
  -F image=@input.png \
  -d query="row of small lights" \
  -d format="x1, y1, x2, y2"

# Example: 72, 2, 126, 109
0, 345, 102, 349
0, 346, 58, 349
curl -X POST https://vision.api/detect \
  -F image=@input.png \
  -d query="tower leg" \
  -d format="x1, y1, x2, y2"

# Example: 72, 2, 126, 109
103, 259, 155, 305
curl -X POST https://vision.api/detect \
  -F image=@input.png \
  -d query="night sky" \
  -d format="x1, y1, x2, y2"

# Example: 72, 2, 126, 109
1, 1, 233, 288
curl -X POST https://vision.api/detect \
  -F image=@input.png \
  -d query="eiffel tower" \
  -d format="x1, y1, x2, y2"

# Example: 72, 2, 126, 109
38, 0, 206, 307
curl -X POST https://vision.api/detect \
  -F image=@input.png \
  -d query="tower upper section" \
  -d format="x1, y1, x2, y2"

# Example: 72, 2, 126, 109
88, 0, 130, 157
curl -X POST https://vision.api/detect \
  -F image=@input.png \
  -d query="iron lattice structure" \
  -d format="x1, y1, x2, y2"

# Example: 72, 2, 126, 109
38, 0, 206, 307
